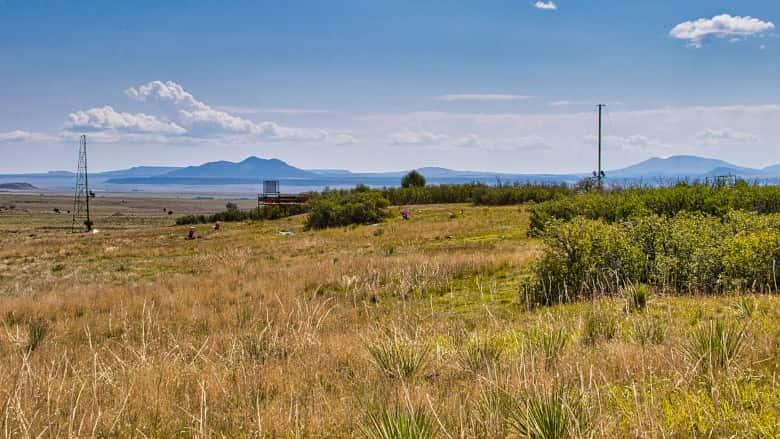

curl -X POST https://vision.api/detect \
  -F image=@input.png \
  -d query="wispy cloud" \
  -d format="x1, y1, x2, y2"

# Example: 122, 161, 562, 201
0, 130, 58, 143
214, 105, 257, 115
534, 1, 557, 11
434, 94, 532, 102
670, 14, 775, 48
696, 128, 760, 145
548, 100, 587, 107
270, 108, 332, 115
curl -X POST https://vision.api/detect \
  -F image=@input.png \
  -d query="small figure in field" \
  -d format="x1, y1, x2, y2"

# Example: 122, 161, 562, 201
213, 221, 221, 231
401, 208, 409, 220
187, 227, 196, 240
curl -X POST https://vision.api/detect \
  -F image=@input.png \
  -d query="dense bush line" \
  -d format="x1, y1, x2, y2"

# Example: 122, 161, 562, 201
176, 204, 307, 225
304, 189, 392, 230
529, 182, 780, 235
522, 210, 780, 306
382, 182, 572, 206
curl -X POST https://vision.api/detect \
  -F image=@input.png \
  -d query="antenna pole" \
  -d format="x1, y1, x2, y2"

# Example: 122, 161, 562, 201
84, 135, 90, 229
72, 135, 92, 232
597, 104, 606, 188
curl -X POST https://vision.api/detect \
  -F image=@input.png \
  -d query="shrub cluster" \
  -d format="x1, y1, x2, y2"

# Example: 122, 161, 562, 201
381, 182, 572, 206
304, 189, 392, 230
528, 182, 780, 235
176, 204, 307, 225
522, 211, 780, 306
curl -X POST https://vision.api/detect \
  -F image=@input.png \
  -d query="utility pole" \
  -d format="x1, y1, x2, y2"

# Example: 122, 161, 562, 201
596, 104, 606, 189
72, 135, 92, 232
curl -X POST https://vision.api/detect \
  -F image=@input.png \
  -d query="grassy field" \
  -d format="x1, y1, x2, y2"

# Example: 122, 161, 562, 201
0, 194, 779, 437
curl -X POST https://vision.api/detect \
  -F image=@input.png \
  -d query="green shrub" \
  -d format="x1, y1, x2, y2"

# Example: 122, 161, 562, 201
401, 170, 426, 188
176, 204, 307, 225
524, 210, 780, 303
305, 190, 391, 230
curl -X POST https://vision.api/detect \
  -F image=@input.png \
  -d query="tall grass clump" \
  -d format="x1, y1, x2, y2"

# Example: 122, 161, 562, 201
622, 283, 650, 313
581, 309, 619, 345
26, 316, 49, 352
632, 316, 667, 346
531, 327, 569, 369
472, 388, 518, 438
458, 337, 504, 374
368, 335, 430, 379
685, 320, 746, 370
508, 388, 592, 439
360, 406, 438, 439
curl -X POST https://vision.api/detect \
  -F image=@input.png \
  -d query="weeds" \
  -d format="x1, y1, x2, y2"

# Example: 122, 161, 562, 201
733, 295, 757, 319
472, 388, 518, 438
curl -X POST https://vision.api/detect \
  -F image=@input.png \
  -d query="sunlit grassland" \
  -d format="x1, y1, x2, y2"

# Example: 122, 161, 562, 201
0, 194, 779, 437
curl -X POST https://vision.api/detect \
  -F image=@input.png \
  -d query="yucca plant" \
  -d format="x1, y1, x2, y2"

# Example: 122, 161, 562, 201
360, 405, 438, 439
459, 337, 503, 374
622, 283, 650, 313
632, 316, 667, 346
368, 336, 430, 379
733, 295, 757, 319
685, 320, 746, 370
581, 309, 618, 345
532, 327, 569, 369
472, 388, 518, 438
508, 387, 592, 439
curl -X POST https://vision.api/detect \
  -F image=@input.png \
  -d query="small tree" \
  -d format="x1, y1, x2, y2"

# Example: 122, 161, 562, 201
225, 202, 239, 211
401, 170, 426, 188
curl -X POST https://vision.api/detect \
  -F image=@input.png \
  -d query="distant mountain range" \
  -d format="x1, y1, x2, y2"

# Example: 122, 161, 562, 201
3, 155, 780, 193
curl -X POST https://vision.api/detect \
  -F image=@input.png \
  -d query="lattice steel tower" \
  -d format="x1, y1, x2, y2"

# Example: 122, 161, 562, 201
71, 135, 92, 232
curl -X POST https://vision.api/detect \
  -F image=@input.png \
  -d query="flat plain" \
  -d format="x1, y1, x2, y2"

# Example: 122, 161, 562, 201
0, 194, 778, 437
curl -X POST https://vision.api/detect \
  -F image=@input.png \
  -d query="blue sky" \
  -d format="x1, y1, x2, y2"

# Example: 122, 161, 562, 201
1, 0, 778, 173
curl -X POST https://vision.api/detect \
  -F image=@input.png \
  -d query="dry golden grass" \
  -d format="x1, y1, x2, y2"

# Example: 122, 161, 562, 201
0, 195, 779, 437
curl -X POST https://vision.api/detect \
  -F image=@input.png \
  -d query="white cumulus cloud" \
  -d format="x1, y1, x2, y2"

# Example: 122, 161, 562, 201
125, 80, 326, 141
670, 14, 775, 48
64, 106, 187, 135
534, 1, 557, 10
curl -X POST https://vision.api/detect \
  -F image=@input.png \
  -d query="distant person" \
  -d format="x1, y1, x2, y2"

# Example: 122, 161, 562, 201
187, 227, 196, 240
401, 208, 409, 220
213, 221, 221, 231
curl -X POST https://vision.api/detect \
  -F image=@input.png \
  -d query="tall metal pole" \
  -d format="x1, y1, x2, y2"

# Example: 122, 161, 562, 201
83, 135, 90, 230
597, 104, 605, 188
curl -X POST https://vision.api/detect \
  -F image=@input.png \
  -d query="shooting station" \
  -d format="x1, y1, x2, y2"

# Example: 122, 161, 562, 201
257, 180, 309, 207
